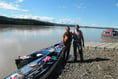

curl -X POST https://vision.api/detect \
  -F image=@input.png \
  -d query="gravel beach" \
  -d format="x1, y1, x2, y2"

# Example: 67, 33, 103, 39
57, 49, 118, 79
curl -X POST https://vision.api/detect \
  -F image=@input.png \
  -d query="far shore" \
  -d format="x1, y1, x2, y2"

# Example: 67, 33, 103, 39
0, 24, 118, 30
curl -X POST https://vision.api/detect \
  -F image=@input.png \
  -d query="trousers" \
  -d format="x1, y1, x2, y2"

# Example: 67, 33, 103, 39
73, 41, 83, 62
63, 44, 71, 61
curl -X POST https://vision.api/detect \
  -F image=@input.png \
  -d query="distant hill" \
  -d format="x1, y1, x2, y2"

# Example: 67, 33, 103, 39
0, 16, 76, 28
1, 16, 117, 30
0, 16, 55, 26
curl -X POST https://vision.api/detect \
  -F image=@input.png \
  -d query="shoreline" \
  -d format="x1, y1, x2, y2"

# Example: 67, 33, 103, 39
0, 24, 118, 30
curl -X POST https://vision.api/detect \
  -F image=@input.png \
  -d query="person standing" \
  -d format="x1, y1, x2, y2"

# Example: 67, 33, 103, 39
62, 26, 72, 61
73, 25, 84, 62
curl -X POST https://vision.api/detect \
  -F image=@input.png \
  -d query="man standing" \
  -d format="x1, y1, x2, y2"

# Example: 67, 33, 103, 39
62, 26, 72, 61
73, 25, 84, 62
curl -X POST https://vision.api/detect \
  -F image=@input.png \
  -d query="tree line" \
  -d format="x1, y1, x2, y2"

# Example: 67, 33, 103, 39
0, 16, 55, 26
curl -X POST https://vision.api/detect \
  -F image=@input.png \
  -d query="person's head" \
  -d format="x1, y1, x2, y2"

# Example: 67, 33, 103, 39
75, 25, 80, 30
66, 26, 70, 32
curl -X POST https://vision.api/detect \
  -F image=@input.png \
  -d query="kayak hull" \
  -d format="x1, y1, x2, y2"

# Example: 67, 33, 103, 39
4, 42, 64, 79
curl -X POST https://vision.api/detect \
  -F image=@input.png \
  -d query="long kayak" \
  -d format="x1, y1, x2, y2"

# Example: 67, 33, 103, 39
4, 42, 64, 79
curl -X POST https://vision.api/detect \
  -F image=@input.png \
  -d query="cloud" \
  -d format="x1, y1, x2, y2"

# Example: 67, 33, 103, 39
82, 24, 118, 29
89, 24, 100, 27
0, 2, 28, 12
76, 3, 86, 9
39, 16, 54, 21
59, 6, 67, 9
17, 0, 24, 3
116, 3, 118, 7
57, 18, 77, 24
77, 17, 82, 21
109, 25, 118, 28
0, 2, 19, 10
14, 14, 77, 24
21, 9, 29, 12
14, 14, 54, 22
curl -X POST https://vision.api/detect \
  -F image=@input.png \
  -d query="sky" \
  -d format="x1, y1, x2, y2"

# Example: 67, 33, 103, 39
0, 0, 118, 28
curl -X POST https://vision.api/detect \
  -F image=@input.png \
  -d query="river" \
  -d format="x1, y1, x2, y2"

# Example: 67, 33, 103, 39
0, 25, 104, 78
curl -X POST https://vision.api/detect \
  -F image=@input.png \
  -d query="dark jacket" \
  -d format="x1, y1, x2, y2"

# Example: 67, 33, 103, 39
63, 32, 72, 46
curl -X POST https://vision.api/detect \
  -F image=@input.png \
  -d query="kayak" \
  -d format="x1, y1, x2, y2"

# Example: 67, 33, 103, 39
4, 42, 64, 79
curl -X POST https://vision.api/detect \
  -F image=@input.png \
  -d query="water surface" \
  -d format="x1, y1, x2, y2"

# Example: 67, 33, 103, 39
0, 25, 104, 78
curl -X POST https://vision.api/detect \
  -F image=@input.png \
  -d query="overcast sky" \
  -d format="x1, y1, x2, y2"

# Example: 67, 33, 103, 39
0, 0, 118, 28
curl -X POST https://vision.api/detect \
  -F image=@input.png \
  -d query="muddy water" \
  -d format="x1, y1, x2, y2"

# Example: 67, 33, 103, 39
0, 25, 104, 78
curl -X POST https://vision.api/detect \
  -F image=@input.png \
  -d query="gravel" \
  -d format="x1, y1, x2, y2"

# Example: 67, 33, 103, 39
57, 49, 118, 79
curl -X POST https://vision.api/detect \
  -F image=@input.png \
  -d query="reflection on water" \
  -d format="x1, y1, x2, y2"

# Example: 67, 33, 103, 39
0, 26, 64, 78
0, 25, 104, 78
101, 36, 118, 42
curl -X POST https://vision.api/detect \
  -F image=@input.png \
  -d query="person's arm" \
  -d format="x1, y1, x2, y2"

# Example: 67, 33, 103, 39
81, 31, 85, 47
62, 34, 65, 43
62, 34, 65, 47
70, 32, 73, 42
62, 33, 68, 47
